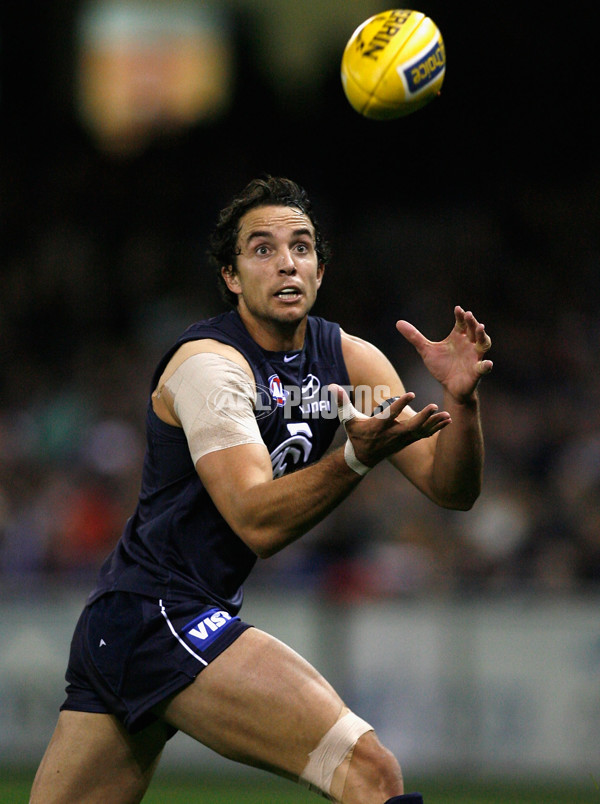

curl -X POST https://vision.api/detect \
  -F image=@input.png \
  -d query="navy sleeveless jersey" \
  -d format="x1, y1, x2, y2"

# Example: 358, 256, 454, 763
88, 311, 350, 613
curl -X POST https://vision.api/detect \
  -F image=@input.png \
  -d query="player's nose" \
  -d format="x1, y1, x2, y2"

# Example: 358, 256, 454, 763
277, 248, 296, 274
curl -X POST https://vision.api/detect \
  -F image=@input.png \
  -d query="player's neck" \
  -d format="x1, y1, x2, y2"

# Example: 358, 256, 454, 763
237, 307, 307, 352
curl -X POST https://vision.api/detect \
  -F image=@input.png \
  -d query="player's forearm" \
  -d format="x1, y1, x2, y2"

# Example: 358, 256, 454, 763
430, 391, 484, 510
231, 447, 362, 558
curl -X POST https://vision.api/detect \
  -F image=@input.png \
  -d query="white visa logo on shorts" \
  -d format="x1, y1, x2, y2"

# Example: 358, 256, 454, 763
184, 608, 238, 650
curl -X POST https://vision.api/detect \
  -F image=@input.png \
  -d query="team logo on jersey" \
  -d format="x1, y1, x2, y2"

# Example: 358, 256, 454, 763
268, 373, 288, 407
270, 422, 314, 478
184, 608, 240, 650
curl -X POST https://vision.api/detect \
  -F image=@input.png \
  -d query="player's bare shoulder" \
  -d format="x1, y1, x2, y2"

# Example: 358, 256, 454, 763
340, 329, 401, 389
152, 339, 254, 425
166, 339, 252, 379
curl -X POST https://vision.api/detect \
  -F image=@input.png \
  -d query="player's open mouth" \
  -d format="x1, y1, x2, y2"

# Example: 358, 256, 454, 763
275, 288, 301, 299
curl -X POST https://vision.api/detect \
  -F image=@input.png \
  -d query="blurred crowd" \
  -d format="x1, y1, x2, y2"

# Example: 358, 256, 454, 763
1, 10, 599, 599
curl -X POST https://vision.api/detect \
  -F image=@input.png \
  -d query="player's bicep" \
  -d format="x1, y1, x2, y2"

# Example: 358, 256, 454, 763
341, 330, 406, 414
342, 329, 438, 486
159, 351, 276, 534
196, 441, 274, 533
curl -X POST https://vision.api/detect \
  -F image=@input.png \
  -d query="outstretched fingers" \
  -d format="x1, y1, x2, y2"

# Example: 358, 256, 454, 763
474, 323, 493, 374
372, 392, 415, 420
375, 401, 451, 459
395, 319, 428, 354
455, 307, 494, 376
407, 403, 452, 438
329, 383, 357, 425
372, 396, 450, 436
456, 307, 492, 349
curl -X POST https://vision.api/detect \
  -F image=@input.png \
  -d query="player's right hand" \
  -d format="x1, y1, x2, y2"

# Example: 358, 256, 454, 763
331, 384, 451, 468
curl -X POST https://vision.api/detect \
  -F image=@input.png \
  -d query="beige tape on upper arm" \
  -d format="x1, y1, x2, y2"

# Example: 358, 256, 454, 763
162, 352, 263, 465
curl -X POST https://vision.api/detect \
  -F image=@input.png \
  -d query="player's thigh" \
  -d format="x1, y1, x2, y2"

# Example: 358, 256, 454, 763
30, 710, 168, 804
154, 626, 345, 779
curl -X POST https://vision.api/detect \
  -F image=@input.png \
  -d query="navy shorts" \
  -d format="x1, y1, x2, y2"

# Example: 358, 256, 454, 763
61, 592, 252, 734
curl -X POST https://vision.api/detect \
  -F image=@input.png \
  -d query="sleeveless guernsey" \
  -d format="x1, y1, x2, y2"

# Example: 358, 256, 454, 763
88, 311, 350, 613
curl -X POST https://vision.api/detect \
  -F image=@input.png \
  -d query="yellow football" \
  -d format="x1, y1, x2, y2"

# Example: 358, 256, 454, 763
341, 9, 445, 120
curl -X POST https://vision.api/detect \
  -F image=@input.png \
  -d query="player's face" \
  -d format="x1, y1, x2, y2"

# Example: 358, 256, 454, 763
223, 205, 324, 337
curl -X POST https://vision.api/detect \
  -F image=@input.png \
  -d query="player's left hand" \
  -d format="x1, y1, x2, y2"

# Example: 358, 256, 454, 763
396, 306, 493, 402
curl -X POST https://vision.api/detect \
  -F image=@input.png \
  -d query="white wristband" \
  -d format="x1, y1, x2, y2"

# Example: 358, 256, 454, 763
334, 390, 371, 476
344, 438, 371, 476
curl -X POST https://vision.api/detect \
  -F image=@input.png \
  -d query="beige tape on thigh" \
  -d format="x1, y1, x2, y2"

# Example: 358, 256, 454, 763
299, 710, 373, 798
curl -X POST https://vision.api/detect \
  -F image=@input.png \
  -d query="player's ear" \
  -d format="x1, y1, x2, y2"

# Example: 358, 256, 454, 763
221, 265, 241, 294
316, 262, 325, 286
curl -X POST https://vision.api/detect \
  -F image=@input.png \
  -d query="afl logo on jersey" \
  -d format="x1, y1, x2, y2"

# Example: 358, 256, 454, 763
268, 373, 288, 407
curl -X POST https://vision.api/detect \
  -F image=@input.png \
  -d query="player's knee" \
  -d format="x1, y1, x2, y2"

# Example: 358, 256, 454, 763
299, 709, 403, 803
345, 731, 404, 802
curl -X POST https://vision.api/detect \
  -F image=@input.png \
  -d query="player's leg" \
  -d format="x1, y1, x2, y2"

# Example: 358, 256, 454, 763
29, 710, 169, 804
153, 626, 408, 803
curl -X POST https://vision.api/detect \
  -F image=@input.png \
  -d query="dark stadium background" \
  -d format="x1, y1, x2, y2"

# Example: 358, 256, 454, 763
0, 2, 598, 800
1, 0, 597, 593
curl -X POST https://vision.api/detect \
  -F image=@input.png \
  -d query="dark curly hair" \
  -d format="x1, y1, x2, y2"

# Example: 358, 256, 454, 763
208, 176, 331, 307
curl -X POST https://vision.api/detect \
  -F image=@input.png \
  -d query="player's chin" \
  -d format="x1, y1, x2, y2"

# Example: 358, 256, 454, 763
275, 309, 307, 328
272, 296, 312, 319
